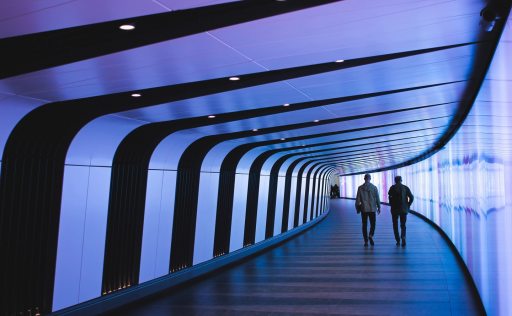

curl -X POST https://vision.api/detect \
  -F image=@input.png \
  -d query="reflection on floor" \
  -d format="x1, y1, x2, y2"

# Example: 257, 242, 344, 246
110, 199, 482, 315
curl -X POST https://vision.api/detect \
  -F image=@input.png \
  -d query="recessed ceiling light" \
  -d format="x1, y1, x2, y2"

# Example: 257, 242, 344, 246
281, 138, 286, 141
131, 93, 141, 97
252, 128, 258, 132
229, 77, 240, 81
119, 24, 135, 31
302, 144, 306, 147
208, 115, 216, 118
314, 119, 320, 122
335, 59, 345, 63
283, 103, 290, 107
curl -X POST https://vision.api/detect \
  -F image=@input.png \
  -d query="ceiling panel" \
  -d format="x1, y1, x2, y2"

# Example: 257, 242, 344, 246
0, 0, 484, 102
211, 0, 484, 68
0, 0, 165, 38
0, 0, 498, 175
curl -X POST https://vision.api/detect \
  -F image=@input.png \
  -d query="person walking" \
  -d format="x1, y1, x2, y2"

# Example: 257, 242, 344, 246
388, 175, 414, 247
355, 174, 381, 247
333, 183, 340, 198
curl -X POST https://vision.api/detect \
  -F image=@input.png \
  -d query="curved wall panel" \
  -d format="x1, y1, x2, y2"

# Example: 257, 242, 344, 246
339, 16, 512, 315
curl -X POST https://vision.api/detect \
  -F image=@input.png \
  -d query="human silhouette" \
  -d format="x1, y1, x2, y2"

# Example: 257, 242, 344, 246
355, 174, 381, 247
333, 183, 340, 198
388, 175, 414, 247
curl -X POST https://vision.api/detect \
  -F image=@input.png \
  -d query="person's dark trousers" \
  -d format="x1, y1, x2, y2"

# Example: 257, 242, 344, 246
392, 212, 407, 242
361, 212, 376, 241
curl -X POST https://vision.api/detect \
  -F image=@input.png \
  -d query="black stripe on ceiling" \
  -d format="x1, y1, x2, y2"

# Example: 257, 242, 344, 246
320, 151, 427, 170
1, 45, 464, 310
313, 144, 430, 163
0, 0, 342, 78
270, 131, 442, 161
294, 141, 436, 163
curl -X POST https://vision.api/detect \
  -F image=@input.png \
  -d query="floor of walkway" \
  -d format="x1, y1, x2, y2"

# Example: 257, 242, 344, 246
111, 199, 482, 315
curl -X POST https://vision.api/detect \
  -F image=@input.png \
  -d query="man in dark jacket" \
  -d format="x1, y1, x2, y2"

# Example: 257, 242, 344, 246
388, 176, 414, 247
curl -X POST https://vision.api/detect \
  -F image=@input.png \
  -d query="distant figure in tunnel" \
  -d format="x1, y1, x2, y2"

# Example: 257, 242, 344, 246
388, 176, 414, 247
332, 183, 340, 198
355, 174, 380, 247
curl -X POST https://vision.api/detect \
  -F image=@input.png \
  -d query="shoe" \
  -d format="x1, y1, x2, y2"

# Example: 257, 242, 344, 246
369, 236, 374, 246
364, 241, 368, 247
395, 240, 400, 246
401, 238, 406, 247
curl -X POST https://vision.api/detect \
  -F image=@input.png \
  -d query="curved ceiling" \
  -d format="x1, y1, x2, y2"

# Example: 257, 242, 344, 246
1, 0, 506, 177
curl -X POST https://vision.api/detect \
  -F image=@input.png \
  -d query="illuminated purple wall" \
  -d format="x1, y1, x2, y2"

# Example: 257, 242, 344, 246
339, 17, 512, 316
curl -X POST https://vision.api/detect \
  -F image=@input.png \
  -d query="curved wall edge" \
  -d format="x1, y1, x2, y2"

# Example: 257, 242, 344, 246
407, 209, 486, 315
339, 197, 485, 314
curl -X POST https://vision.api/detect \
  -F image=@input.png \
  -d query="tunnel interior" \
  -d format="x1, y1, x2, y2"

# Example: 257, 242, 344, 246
1, 1, 511, 315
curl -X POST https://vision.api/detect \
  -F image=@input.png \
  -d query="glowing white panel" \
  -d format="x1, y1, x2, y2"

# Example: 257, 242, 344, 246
261, 154, 282, 176
255, 175, 270, 243
139, 169, 177, 282
273, 176, 286, 236
139, 170, 164, 283
202, 142, 241, 173
78, 167, 110, 302
149, 131, 201, 170
236, 147, 270, 174
65, 115, 143, 166
230, 173, 249, 251
288, 177, 298, 230
298, 178, 307, 225
313, 174, 321, 217
305, 172, 315, 220
193, 172, 220, 264
154, 171, 176, 277
53, 166, 89, 311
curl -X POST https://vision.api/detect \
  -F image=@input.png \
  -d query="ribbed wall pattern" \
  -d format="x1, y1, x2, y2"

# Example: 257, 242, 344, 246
2, 1, 509, 314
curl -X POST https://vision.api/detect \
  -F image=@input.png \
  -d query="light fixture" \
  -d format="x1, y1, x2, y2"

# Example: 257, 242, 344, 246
229, 77, 240, 81
119, 24, 135, 31
131, 93, 141, 97
314, 119, 320, 122
281, 138, 286, 141
335, 59, 345, 63
252, 128, 258, 132
283, 103, 290, 107
208, 115, 216, 118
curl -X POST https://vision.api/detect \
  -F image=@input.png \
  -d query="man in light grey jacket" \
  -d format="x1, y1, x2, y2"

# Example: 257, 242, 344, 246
355, 174, 381, 247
